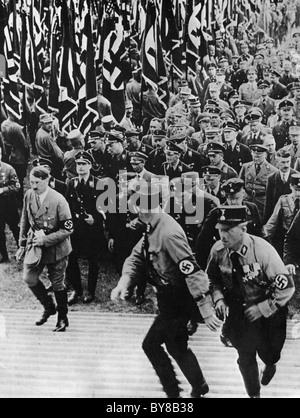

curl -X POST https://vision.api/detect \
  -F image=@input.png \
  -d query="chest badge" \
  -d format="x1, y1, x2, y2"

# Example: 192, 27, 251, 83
242, 263, 261, 283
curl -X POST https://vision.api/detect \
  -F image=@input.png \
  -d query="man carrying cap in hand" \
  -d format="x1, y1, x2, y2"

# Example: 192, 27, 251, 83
206, 205, 295, 398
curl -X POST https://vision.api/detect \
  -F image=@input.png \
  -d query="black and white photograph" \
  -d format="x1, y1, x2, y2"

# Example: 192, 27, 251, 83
0, 0, 299, 400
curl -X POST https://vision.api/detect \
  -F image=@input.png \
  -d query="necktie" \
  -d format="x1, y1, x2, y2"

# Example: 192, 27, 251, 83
282, 174, 286, 184
295, 146, 298, 155
230, 252, 245, 300
255, 164, 261, 176
36, 195, 41, 210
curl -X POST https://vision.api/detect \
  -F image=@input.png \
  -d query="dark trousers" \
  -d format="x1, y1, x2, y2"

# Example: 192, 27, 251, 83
12, 164, 27, 206
142, 313, 205, 398
0, 206, 20, 256
226, 300, 288, 397
66, 250, 99, 296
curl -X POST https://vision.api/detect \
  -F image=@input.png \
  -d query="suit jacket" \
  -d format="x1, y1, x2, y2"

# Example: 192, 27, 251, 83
253, 96, 276, 125
264, 169, 298, 223
19, 188, 73, 264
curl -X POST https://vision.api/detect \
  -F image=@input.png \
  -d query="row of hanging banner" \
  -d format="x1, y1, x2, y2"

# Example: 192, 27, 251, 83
0, 0, 263, 132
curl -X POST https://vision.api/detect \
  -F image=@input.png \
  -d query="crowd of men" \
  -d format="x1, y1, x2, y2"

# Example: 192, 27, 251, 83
1, 25, 300, 310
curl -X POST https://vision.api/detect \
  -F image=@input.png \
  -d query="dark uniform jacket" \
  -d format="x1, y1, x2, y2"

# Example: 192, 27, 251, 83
284, 209, 300, 268
145, 148, 166, 175
231, 69, 248, 91
223, 142, 253, 175
106, 150, 134, 183
253, 97, 277, 126
49, 177, 68, 197
264, 169, 298, 223
19, 188, 73, 264
273, 120, 297, 150
269, 82, 288, 101
180, 148, 208, 175
66, 175, 105, 256
159, 160, 190, 180
0, 161, 20, 205
87, 148, 111, 178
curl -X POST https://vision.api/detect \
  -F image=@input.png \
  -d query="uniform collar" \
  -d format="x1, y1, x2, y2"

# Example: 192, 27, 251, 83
228, 234, 251, 259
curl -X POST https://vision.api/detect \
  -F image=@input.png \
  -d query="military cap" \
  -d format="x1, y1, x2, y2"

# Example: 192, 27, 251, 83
101, 115, 115, 124
293, 31, 300, 38
178, 79, 189, 89
32, 157, 53, 169
248, 107, 264, 117
238, 56, 249, 64
289, 125, 300, 135
255, 53, 265, 60
232, 55, 240, 60
228, 89, 240, 100
266, 38, 275, 44
223, 121, 240, 132
220, 109, 236, 120
197, 113, 211, 123
125, 130, 141, 139
250, 144, 268, 153
130, 152, 148, 162
165, 141, 182, 154
206, 141, 226, 154
290, 82, 300, 91
205, 127, 221, 136
169, 134, 187, 144
206, 99, 220, 108
257, 43, 266, 50
245, 113, 261, 123
180, 86, 192, 95
152, 129, 167, 137
276, 148, 291, 159
219, 57, 229, 64
257, 79, 271, 89
114, 125, 127, 134
222, 178, 245, 195
106, 131, 124, 143
75, 151, 94, 165
87, 130, 105, 143
233, 100, 247, 108
270, 69, 281, 78
39, 113, 53, 124
206, 107, 221, 115
207, 63, 217, 69
68, 128, 83, 141
290, 174, 300, 188
216, 205, 248, 225
189, 97, 201, 107
200, 165, 222, 177
278, 100, 294, 110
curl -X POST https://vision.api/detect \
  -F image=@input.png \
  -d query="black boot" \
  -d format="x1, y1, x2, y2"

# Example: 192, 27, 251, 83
53, 291, 69, 333
239, 364, 261, 398
29, 282, 57, 326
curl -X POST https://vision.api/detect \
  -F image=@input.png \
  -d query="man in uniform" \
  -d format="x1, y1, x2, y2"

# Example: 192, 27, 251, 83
66, 151, 106, 305
269, 70, 288, 101
223, 122, 253, 174
111, 182, 222, 398
159, 142, 190, 181
0, 146, 20, 263
145, 130, 167, 175
32, 157, 67, 196
196, 179, 264, 271
240, 113, 265, 148
239, 67, 261, 106
16, 167, 73, 332
206, 206, 295, 398
63, 129, 85, 181
264, 149, 298, 224
233, 100, 248, 131
105, 131, 134, 184
207, 142, 238, 183
265, 174, 300, 257
285, 125, 300, 168
253, 80, 276, 126
240, 144, 279, 218
200, 165, 226, 203
35, 113, 64, 180
87, 131, 111, 178
272, 100, 296, 150
124, 130, 153, 156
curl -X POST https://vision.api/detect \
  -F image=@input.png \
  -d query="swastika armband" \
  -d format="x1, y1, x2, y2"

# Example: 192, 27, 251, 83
59, 219, 74, 231
178, 258, 200, 275
274, 275, 289, 290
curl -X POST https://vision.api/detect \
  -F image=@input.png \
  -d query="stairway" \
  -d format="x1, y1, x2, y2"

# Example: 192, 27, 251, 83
0, 310, 299, 398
